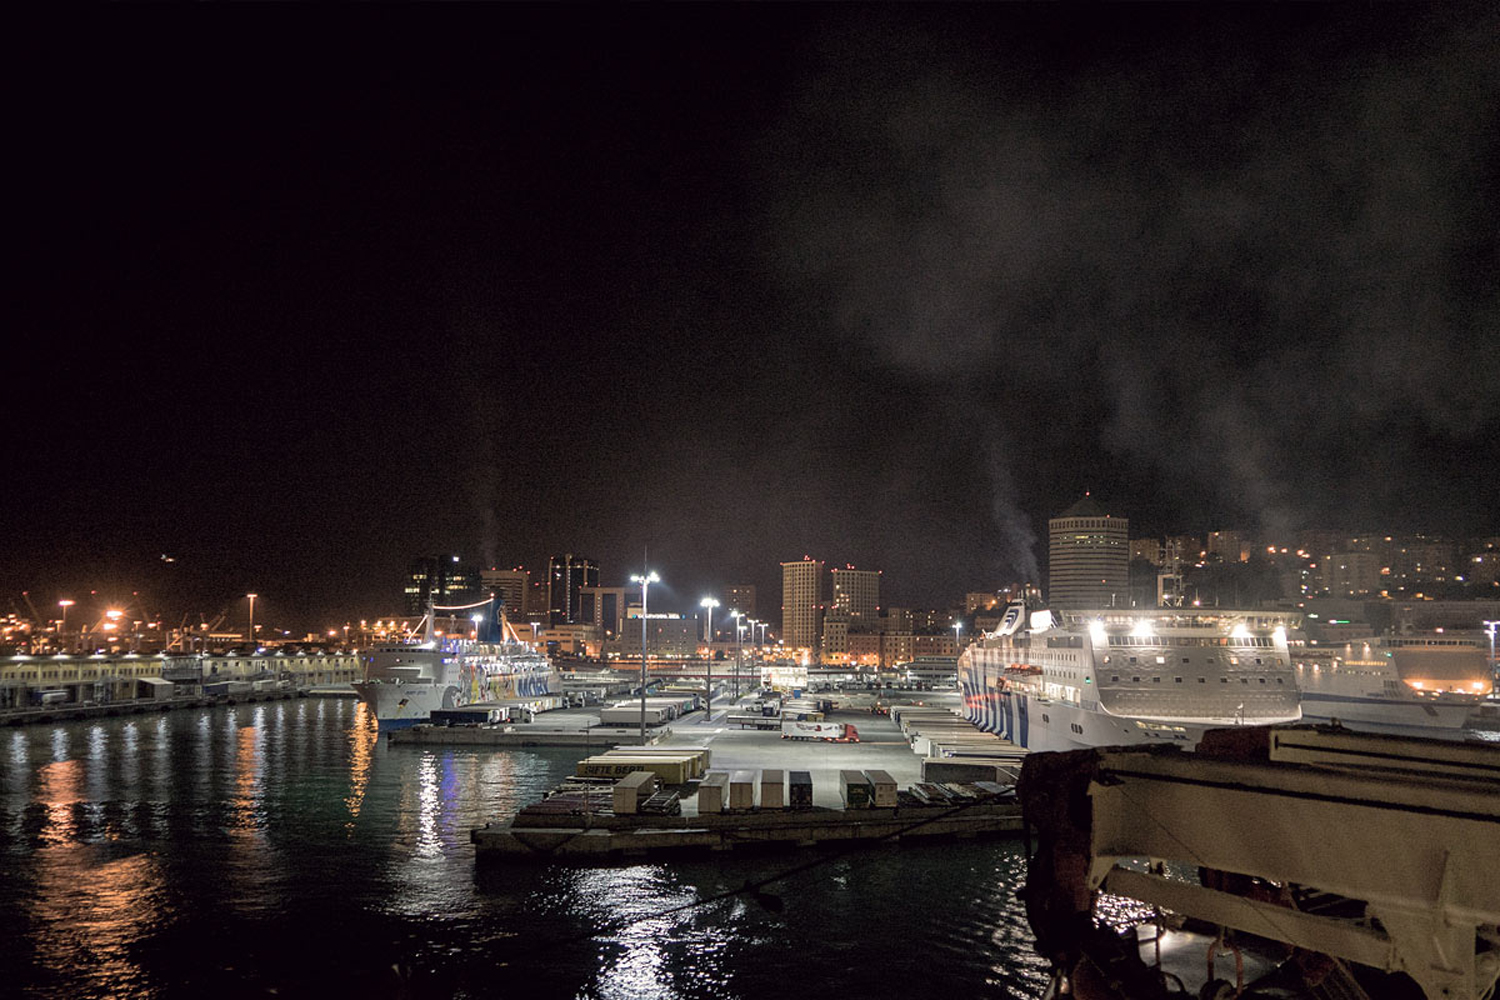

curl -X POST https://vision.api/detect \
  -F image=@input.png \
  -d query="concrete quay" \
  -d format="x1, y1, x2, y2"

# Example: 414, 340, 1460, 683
389, 723, 668, 748
473, 799, 1022, 860
0, 688, 305, 727
471, 691, 1025, 863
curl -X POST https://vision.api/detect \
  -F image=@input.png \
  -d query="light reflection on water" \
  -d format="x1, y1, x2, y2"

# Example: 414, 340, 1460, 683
0, 699, 1046, 999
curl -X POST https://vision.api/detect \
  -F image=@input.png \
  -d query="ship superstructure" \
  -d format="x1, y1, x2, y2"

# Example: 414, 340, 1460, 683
353, 599, 562, 729
1293, 631, 1488, 738
958, 603, 1301, 751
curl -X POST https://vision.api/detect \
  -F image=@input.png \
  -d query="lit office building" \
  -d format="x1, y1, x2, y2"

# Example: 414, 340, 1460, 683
1047, 496, 1129, 610
547, 553, 600, 625
781, 557, 826, 657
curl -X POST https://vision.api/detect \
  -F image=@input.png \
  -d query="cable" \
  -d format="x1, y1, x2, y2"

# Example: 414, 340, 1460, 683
488, 789, 1018, 961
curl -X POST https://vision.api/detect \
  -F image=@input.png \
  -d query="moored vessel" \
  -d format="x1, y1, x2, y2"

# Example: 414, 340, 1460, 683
958, 603, 1301, 751
1292, 631, 1489, 739
353, 599, 562, 729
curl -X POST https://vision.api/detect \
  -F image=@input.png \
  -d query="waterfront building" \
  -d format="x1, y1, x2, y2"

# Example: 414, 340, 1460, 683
1206, 530, 1247, 562
0, 651, 360, 710
830, 567, 880, 620
822, 608, 850, 663
965, 592, 1000, 614
607, 612, 698, 658
547, 553, 600, 625
781, 557, 826, 659
404, 555, 482, 616
481, 567, 530, 614
726, 584, 757, 618
1324, 551, 1383, 596
579, 585, 630, 639
1047, 496, 1130, 609
1130, 538, 1163, 565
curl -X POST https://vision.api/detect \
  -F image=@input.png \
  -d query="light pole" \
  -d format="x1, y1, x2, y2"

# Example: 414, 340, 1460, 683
733, 612, 745, 700
746, 620, 759, 698
630, 570, 659, 744
953, 620, 964, 653
246, 594, 257, 651
700, 597, 719, 720
1486, 621, 1499, 697
58, 600, 74, 653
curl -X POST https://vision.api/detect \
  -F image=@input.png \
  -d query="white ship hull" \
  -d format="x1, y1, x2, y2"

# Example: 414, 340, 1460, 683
959, 605, 1302, 752
353, 627, 561, 729
1299, 693, 1479, 737
353, 679, 460, 730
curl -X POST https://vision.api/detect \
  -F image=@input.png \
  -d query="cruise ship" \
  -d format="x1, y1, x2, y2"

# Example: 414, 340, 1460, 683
352, 600, 562, 729
958, 603, 1302, 751
1292, 631, 1490, 738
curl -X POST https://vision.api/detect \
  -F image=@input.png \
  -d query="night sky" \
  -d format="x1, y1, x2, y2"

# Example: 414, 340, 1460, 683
10, 5, 1498, 631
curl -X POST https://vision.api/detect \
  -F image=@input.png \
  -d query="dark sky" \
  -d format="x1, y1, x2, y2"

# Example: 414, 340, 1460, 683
9, 5, 1498, 631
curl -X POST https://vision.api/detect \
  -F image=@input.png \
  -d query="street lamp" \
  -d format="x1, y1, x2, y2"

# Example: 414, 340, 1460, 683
471, 614, 483, 641
58, 600, 74, 652
953, 620, 964, 653
630, 570, 660, 744
700, 597, 719, 721
733, 612, 746, 700
246, 594, 257, 651
1486, 621, 1499, 697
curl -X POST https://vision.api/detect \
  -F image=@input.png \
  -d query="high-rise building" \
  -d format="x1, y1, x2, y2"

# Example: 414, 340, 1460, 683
781, 558, 826, 656
830, 567, 880, 620
547, 553, 600, 625
726, 585, 757, 618
1206, 530, 1246, 563
481, 567, 529, 615
579, 586, 629, 639
1130, 538, 1163, 566
403, 555, 481, 616
1047, 496, 1130, 609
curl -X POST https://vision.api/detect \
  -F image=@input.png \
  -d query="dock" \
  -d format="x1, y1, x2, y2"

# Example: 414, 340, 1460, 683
472, 796, 1022, 860
388, 724, 668, 747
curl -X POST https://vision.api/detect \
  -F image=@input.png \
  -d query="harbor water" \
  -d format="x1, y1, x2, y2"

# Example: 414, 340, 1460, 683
0, 698, 1049, 999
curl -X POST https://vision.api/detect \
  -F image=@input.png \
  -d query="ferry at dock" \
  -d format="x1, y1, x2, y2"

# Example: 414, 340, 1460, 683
353, 599, 562, 730
1291, 631, 1490, 739
958, 603, 1302, 751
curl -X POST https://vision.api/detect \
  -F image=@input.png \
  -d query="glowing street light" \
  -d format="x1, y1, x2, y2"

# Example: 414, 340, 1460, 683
1485, 621, 1499, 697
58, 600, 74, 651
700, 597, 719, 721
732, 611, 746, 700
246, 594, 257, 650
471, 613, 483, 641
953, 620, 963, 653
630, 570, 660, 744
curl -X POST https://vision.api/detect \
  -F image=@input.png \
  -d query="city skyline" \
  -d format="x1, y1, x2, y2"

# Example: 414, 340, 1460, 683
10, 6, 1498, 629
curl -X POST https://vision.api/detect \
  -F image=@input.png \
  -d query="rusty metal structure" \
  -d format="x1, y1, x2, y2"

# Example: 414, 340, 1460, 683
1019, 725, 1500, 1000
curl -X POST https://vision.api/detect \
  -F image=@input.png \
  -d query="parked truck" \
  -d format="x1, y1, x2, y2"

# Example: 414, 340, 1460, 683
780, 720, 859, 742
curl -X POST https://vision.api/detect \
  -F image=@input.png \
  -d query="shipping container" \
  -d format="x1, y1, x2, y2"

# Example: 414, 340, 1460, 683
863, 769, 898, 808
611, 770, 658, 815
788, 770, 814, 808
760, 768, 785, 810
698, 771, 729, 813
729, 770, 756, 810
577, 756, 693, 784
840, 769, 873, 809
